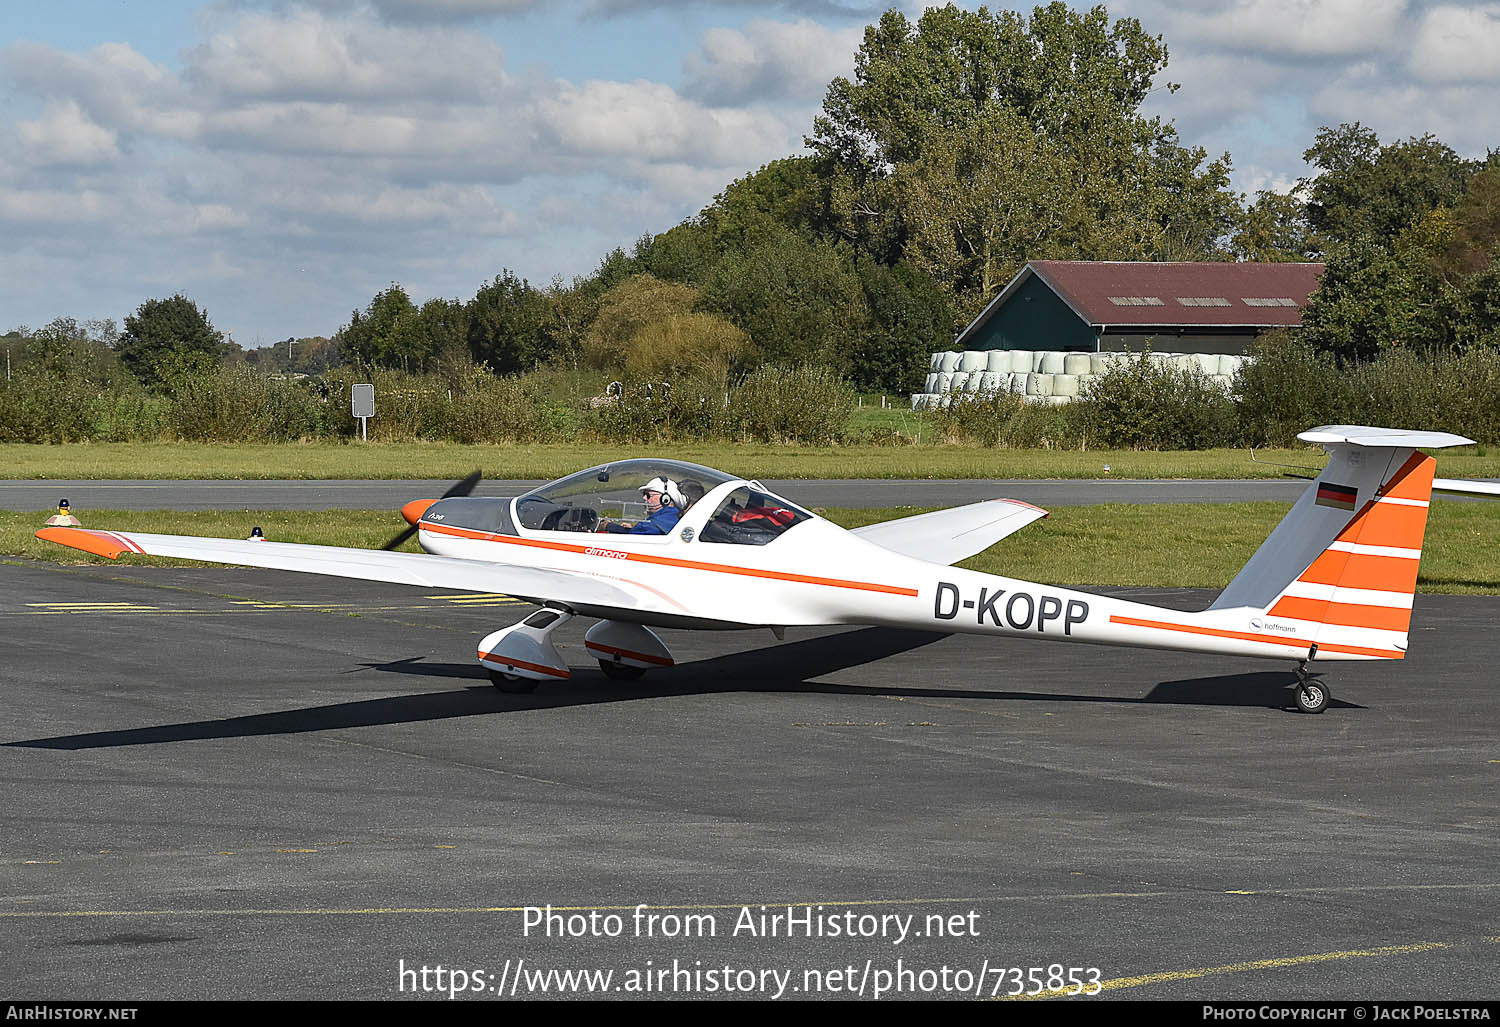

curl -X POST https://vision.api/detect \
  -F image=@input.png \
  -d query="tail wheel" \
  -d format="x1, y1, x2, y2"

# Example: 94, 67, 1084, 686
488, 669, 538, 694
1295, 680, 1329, 714
599, 660, 647, 681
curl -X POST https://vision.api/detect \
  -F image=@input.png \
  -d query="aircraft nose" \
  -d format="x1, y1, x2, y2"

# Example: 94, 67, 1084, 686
401, 499, 437, 526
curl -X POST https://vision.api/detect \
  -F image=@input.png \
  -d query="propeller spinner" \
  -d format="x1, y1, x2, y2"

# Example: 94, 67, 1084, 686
382, 469, 482, 551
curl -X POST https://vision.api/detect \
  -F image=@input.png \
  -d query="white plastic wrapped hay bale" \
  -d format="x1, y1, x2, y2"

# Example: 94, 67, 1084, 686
1052, 373, 1081, 398
929, 352, 945, 372
964, 370, 985, 393
939, 351, 959, 372
985, 349, 1013, 373
931, 371, 952, 393
1026, 373, 1054, 398
1038, 351, 1066, 374
1045, 395, 1071, 406
1062, 352, 1092, 375
1010, 349, 1039, 372
924, 372, 941, 394
1187, 353, 1219, 375
977, 371, 1005, 394
910, 393, 936, 410
938, 392, 953, 408
959, 350, 986, 372
948, 371, 969, 392
1218, 354, 1243, 376
1008, 372, 1028, 394
1089, 352, 1118, 375
1210, 374, 1235, 392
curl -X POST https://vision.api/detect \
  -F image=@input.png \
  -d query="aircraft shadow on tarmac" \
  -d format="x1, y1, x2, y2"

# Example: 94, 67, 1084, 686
6, 628, 1349, 750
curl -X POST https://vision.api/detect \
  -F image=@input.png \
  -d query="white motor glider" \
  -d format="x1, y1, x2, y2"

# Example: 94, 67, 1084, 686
38, 425, 1474, 713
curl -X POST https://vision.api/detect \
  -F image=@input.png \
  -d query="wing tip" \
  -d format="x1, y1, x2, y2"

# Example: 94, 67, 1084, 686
36, 526, 125, 560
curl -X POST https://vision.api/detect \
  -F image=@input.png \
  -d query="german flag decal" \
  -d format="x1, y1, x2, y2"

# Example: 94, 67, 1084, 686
1315, 482, 1358, 511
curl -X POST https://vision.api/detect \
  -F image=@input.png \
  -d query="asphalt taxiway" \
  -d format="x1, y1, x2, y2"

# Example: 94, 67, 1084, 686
3, 560, 1497, 1000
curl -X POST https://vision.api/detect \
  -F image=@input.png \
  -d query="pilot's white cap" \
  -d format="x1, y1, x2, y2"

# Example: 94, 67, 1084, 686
640, 476, 684, 507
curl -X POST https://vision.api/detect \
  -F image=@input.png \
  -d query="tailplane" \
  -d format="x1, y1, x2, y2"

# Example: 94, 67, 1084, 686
1210, 425, 1474, 660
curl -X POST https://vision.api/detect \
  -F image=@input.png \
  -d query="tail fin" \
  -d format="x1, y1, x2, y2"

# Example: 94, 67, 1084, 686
1211, 425, 1473, 660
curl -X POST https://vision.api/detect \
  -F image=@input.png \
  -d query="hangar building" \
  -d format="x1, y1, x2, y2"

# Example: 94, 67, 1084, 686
955, 261, 1325, 356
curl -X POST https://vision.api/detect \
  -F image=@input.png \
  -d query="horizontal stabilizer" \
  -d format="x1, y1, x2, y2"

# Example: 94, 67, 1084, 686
1298, 425, 1476, 449
852, 499, 1047, 565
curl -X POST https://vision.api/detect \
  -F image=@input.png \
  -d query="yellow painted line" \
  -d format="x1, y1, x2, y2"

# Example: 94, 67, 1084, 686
1008, 943, 1450, 1000
28, 602, 154, 607
426, 593, 507, 599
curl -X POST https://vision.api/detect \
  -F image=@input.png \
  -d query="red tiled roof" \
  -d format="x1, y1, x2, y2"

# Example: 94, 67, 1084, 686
958, 261, 1326, 343
1030, 260, 1324, 327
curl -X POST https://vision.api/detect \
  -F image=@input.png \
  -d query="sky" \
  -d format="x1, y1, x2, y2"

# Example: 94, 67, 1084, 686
4, 0, 1498, 346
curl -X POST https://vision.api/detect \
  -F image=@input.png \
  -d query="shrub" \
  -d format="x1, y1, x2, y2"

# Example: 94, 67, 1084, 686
169, 365, 322, 442
1080, 351, 1239, 449
728, 365, 854, 445
1235, 332, 1351, 447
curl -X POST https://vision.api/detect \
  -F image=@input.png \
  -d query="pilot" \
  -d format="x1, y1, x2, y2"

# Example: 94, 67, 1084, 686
601, 477, 684, 535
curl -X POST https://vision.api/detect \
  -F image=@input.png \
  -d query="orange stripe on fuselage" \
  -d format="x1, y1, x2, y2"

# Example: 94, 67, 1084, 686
420, 521, 920, 597
1108, 615, 1404, 660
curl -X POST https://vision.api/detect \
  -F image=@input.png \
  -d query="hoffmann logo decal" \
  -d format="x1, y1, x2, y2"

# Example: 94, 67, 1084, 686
933, 582, 1089, 634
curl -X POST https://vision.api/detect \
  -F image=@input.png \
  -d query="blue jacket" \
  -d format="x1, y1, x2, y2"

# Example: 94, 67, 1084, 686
605, 505, 681, 535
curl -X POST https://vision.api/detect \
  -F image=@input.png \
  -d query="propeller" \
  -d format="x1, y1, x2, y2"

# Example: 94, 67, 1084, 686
381, 469, 482, 551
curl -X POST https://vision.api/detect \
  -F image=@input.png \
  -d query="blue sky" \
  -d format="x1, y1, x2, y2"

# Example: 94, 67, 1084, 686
5, 1, 1498, 346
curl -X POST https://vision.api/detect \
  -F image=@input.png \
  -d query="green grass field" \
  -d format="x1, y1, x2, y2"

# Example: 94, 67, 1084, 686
5, 440, 1500, 480
8, 501, 1497, 593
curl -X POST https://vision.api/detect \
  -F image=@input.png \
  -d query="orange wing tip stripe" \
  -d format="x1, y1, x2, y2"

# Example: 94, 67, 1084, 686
584, 641, 675, 666
1109, 614, 1405, 660
476, 651, 571, 679
35, 527, 142, 560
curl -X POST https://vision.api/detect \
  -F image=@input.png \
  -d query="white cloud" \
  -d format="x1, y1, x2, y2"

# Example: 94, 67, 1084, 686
15, 101, 120, 165
1409, 4, 1500, 82
185, 8, 509, 101
1157, 0, 1410, 60
682, 18, 861, 105
539, 79, 791, 165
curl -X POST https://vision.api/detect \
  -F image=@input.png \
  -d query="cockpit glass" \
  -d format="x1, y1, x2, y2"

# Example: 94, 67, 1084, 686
699, 486, 812, 546
514, 460, 737, 534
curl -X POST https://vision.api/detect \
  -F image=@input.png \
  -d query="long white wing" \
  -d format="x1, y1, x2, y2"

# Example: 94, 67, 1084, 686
36, 526, 645, 612
1434, 477, 1500, 498
851, 499, 1047, 565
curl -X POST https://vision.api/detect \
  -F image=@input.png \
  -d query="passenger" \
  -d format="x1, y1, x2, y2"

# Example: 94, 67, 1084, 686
678, 479, 705, 511
600, 477, 684, 535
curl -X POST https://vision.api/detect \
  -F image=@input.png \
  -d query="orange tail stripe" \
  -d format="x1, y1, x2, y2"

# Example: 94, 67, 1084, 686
1268, 596, 1413, 633
1378, 452, 1437, 501
1339, 503, 1430, 549
1299, 551, 1419, 593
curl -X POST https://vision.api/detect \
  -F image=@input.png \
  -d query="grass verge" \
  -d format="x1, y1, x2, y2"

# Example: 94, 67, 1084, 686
6, 441, 1499, 480
7, 502, 1497, 594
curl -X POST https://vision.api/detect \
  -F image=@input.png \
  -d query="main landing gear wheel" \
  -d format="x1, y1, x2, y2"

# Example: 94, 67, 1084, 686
1295, 680, 1329, 714
599, 660, 647, 681
1292, 652, 1328, 714
488, 669, 538, 694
